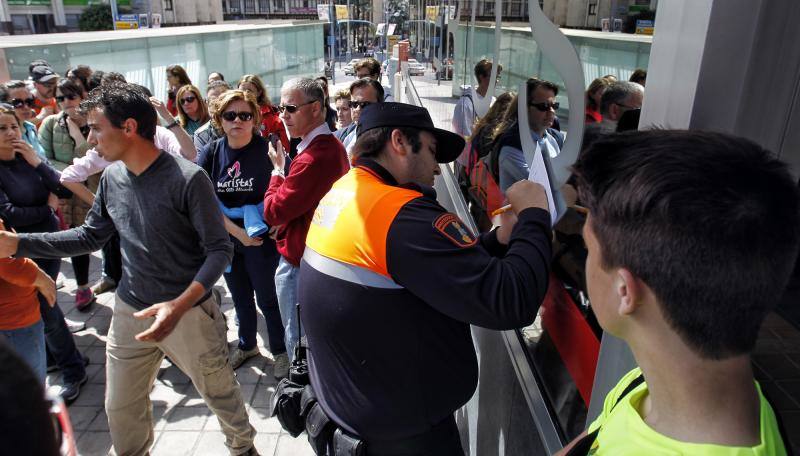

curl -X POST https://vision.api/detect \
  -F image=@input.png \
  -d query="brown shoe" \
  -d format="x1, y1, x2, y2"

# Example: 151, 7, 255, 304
91, 277, 117, 295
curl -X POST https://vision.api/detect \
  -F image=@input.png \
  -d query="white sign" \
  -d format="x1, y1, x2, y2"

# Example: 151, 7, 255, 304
375, 22, 386, 36
151, 13, 161, 28
387, 23, 397, 35
317, 4, 330, 21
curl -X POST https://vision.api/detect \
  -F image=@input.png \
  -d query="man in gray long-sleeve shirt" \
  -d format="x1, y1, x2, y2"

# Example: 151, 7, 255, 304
0, 83, 256, 456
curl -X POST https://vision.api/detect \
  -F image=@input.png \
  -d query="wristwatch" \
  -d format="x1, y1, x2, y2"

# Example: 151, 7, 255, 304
271, 168, 285, 178
166, 119, 180, 130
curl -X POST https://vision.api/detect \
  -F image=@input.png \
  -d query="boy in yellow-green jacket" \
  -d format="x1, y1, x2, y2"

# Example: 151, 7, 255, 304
559, 130, 797, 455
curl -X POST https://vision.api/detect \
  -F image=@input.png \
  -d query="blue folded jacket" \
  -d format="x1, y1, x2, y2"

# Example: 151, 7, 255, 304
218, 201, 269, 238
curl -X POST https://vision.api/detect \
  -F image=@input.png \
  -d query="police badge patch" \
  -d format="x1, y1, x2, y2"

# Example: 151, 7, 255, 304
433, 213, 477, 248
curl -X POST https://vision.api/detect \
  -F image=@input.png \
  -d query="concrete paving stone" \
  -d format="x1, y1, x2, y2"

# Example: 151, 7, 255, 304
85, 345, 108, 366
163, 406, 212, 431
73, 332, 99, 347
274, 432, 316, 456
193, 430, 230, 456
85, 363, 106, 384
152, 405, 171, 431
150, 383, 190, 409
66, 405, 102, 432
88, 409, 110, 431
247, 406, 284, 434
253, 432, 281, 455
151, 431, 201, 455
251, 383, 276, 409
159, 365, 192, 386
75, 430, 114, 456
71, 383, 106, 407
239, 382, 258, 405
236, 362, 268, 385
86, 315, 112, 334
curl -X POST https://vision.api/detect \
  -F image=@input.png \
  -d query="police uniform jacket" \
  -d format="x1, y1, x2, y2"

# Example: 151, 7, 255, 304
299, 158, 552, 442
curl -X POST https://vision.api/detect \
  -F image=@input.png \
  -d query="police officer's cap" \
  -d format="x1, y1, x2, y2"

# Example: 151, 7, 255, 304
357, 102, 466, 163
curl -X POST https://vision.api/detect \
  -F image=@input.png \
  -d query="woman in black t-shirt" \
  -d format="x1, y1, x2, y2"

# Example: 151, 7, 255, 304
197, 90, 288, 378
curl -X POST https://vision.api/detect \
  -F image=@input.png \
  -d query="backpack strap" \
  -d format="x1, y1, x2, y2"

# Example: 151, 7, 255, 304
564, 373, 645, 456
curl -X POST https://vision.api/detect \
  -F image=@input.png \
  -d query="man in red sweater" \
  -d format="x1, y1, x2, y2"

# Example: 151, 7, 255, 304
265, 77, 349, 362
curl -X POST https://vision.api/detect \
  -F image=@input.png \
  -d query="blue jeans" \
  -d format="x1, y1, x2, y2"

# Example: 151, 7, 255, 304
275, 256, 300, 361
35, 258, 86, 384
1, 319, 46, 383
224, 239, 286, 355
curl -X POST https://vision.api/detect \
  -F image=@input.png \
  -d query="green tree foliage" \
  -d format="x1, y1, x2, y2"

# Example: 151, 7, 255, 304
79, 4, 113, 32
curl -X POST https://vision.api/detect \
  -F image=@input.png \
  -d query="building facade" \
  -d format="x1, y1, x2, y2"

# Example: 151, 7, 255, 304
0, 0, 222, 35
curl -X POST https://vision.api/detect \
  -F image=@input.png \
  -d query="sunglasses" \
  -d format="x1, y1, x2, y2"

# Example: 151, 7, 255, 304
55, 94, 79, 103
221, 111, 254, 122
11, 98, 36, 108
180, 95, 197, 105
529, 101, 560, 112
349, 101, 373, 109
277, 101, 315, 114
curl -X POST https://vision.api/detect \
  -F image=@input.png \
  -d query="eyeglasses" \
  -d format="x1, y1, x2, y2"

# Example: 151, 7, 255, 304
529, 101, 560, 112
55, 94, 79, 103
221, 111, 254, 122
277, 101, 315, 114
349, 101, 373, 109
10, 98, 36, 108
180, 95, 197, 105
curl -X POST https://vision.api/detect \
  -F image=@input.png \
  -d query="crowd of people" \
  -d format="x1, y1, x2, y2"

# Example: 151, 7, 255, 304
0, 53, 796, 456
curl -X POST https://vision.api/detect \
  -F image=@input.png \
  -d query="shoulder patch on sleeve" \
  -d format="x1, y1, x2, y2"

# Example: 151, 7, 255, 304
433, 213, 477, 248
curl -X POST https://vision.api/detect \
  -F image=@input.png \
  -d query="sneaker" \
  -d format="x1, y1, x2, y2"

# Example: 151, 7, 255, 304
90, 277, 117, 295
60, 372, 89, 405
273, 353, 289, 379
56, 275, 65, 290
65, 319, 86, 333
230, 346, 259, 370
75, 288, 95, 312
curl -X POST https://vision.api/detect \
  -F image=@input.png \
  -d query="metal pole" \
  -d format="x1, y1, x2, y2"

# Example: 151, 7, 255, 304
110, 0, 119, 30
346, 0, 351, 61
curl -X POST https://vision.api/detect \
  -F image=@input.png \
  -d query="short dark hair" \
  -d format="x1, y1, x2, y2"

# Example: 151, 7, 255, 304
57, 77, 84, 99
599, 81, 642, 115
208, 71, 224, 81
353, 127, 422, 160
474, 59, 502, 80
88, 71, 104, 91
525, 78, 559, 101
81, 82, 157, 141
0, 339, 60, 455
0, 80, 27, 103
101, 72, 126, 86
573, 130, 800, 360
629, 68, 647, 85
349, 78, 384, 102
354, 58, 381, 77
67, 65, 93, 92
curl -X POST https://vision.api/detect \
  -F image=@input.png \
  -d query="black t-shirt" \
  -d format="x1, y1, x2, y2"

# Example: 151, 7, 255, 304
197, 135, 270, 208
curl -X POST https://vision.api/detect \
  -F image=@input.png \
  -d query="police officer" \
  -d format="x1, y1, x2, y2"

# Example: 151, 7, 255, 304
299, 102, 552, 455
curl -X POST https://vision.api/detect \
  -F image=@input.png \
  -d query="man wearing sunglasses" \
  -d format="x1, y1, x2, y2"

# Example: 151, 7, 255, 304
30, 66, 60, 127
583, 81, 644, 149
497, 78, 565, 193
0, 81, 47, 159
264, 77, 349, 361
340, 78, 384, 159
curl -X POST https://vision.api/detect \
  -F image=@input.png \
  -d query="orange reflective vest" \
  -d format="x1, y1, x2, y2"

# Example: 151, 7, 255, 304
305, 166, 422, 278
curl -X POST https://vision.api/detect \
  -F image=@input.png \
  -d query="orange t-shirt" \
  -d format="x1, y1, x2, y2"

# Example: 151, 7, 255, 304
0, 258, 42, 331
33, 96, 58, 116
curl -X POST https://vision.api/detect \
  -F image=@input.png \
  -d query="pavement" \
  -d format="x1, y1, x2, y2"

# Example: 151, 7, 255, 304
57, 66, 457, 456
